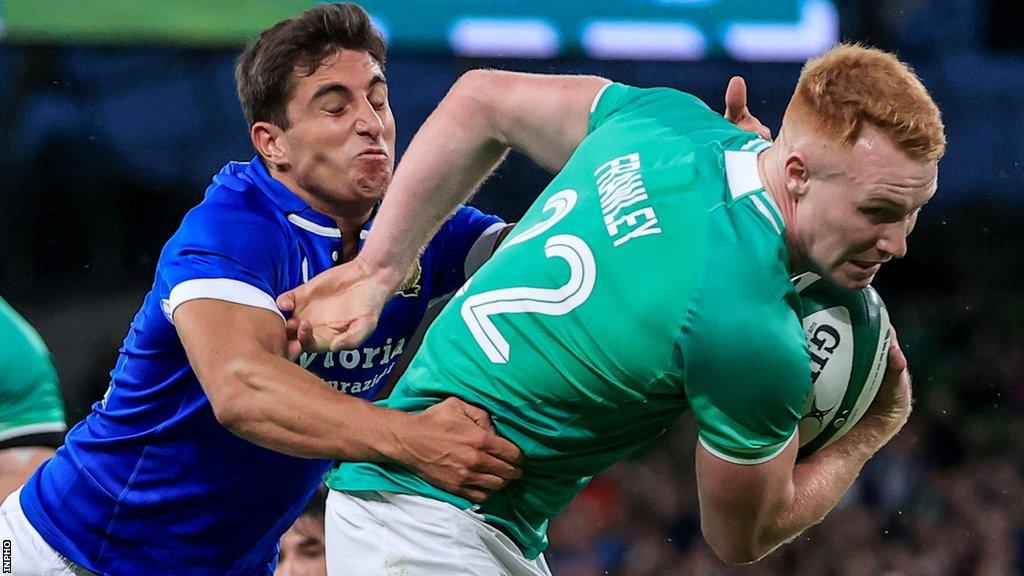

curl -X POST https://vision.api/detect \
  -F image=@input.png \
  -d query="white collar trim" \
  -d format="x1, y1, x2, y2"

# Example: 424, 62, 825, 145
724, 149, 765, 200
287, 214, 341, 238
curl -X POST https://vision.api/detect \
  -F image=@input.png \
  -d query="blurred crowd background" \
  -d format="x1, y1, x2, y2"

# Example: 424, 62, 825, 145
1, 1, 1022, 574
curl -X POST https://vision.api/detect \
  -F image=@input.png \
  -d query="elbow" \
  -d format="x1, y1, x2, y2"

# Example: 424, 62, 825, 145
448, 70, 505, 141
702, 522, 779, 565
704, 536, 762, 566
206, 360, 262, 433
450, 69, 495, 100
447, 70, 491, 113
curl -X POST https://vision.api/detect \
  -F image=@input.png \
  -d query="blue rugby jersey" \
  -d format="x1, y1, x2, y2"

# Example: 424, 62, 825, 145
19, 158, 503, 576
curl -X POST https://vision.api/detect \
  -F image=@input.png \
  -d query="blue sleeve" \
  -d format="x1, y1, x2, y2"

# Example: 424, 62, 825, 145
427, 205, 504, 296
156, 197, 292, 323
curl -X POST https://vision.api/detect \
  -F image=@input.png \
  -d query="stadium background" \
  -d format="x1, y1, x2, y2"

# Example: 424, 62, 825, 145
0, 1, 1021, 574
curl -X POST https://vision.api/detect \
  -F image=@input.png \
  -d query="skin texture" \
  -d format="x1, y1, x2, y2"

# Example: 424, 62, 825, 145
252, 49, 395, 260
759, 122, 938, 290
0, 447, 55, 501
277, 69, 921, 563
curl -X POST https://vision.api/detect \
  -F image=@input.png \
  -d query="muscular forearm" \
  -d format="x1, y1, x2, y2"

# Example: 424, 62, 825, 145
215, 353, 404, 462
759, 414, 904, 557
361, 73, 510, 290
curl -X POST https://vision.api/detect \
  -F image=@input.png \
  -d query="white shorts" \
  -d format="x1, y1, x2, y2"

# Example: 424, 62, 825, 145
325, 490, 552, 576
0, 489, 96, 576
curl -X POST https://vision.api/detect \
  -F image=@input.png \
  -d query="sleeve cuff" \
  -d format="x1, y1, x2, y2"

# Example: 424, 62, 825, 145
162, 278, 284, 324
0, 422, 67, 446
698, 428, 796, 466
589, 82, 614, 114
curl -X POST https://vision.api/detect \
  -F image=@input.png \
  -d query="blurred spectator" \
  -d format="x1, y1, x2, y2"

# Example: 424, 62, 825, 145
274, 487, 328, 576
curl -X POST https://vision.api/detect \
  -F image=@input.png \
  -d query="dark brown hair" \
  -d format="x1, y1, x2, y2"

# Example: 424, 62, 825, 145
235, 2, 386, 130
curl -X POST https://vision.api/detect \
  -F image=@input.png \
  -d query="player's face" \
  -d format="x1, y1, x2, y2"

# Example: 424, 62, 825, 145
280, 49, 395, 210
274, 515, 326, 576
793, 124, 937, 289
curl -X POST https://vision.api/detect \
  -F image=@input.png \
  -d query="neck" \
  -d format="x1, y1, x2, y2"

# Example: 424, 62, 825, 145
758, 144, 804, 273
270, 166, 376, 261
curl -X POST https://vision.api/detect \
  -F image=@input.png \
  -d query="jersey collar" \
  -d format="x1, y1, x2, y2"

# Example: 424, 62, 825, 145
724, 138, 772, 200
245, 157, 378, 244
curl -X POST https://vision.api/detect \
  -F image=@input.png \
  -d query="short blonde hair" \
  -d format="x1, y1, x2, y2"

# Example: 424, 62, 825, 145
788, 44, 946, 162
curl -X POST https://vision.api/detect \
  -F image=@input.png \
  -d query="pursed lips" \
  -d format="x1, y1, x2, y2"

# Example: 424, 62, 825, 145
357, 147, 388, 159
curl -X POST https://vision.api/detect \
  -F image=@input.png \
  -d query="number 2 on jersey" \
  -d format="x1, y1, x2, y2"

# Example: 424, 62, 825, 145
461, 189, 597, 363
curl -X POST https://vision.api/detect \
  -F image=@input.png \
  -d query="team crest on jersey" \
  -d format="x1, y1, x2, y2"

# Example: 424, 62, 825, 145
394, 260, 422, 298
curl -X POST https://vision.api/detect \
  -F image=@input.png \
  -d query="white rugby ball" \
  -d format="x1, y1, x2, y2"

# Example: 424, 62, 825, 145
794, 273, 891, 456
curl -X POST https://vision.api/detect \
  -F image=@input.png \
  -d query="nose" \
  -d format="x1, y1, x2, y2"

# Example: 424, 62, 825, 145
876, 223, 908, 259
354, 99, 384, 140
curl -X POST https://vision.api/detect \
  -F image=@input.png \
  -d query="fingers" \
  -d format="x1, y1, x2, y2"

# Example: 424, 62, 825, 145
724, 76, 773, 141
446, 457, 523, 503
284, 318, 309, 360
451, 483, 496, 504
887, 327, 908, 373
286, 338, 305, 362
453, 474, 513, 503
456, 400, 497, 434
724, 76, 748, 121
297, 320, 320, 353
443, 398, 523, 465
329, 316, 377, 351
481, 434, 524, 468
276, 287, 301, 312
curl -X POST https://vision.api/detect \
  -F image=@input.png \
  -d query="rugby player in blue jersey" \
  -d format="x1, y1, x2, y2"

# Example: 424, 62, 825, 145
0, 4, 523, 575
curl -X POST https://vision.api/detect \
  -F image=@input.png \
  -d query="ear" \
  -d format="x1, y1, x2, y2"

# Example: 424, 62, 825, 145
251, 121, 290, 169
783, 152, 809, 199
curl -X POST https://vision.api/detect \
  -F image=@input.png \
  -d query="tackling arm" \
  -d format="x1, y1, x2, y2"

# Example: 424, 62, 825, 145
360, 70, 610, 293
278, 71, 609, 351
174, 298, 522, 502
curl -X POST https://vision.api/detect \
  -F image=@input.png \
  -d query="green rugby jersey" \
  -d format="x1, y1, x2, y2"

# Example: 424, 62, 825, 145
0, 297, 66, 448
328, 83, 811, 558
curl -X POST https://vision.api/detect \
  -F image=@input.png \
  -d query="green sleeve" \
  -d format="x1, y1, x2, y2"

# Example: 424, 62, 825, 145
676, 210, 810, 464
680, 311, 808, 464
0, 298, 66, 448
588, 83, 742, 141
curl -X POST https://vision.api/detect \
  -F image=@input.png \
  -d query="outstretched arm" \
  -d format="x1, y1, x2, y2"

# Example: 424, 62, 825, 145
360, 70, 609, 291
278, 74, 775, 352
279, 71, 609, 351
175, 298, 522, 502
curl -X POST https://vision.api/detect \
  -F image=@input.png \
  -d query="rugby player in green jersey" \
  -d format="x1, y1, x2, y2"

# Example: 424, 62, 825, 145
281, 44, 946, 573
0, 297, 66, 501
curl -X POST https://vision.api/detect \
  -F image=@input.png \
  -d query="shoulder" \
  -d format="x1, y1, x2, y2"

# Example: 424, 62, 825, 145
590, 83, 734, 135
153, 167, 296, 309
677, 216, 807, 408
679, 266, 808, 463
0, 301, 64, 440
166, 179, 290, 262
424, 205, 506, 287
